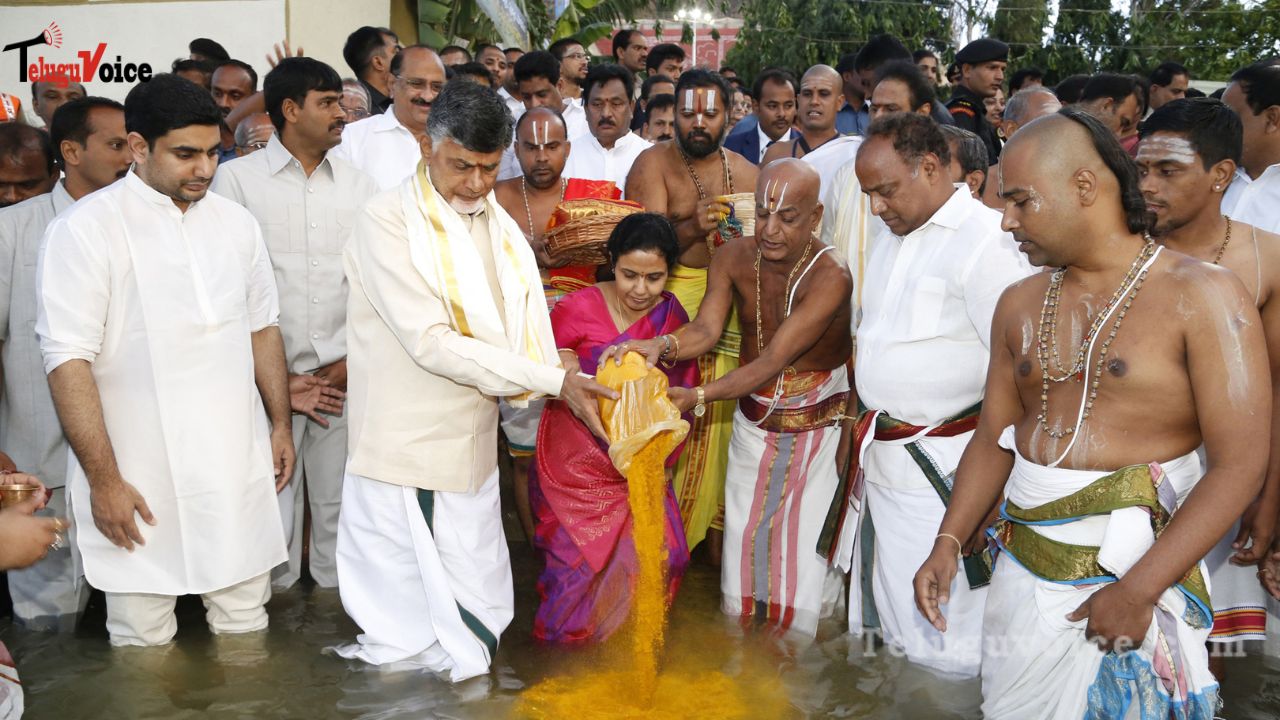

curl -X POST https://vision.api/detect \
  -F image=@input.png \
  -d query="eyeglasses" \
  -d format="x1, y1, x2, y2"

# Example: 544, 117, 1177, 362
562, 52, 588, 61
396, 75, 444, 93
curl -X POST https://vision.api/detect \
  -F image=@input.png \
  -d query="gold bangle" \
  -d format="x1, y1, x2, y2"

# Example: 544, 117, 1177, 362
936, 533, 964, 557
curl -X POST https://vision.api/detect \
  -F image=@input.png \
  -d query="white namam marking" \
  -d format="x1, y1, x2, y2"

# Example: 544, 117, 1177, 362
684, 89, 696, 113
1025, 184, 1045, 213
1136, 135, 1199, 167
774, 182, 790, 214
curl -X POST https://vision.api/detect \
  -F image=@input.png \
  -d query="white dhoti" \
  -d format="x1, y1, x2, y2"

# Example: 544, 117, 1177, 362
333, 468, 513, 682
982, 427, 1219, 720
1204, 520, 1267, 644
498, 398, 545, 457
866, 482, 986, 677
721, 367, 848, 638
7, 487, 88, 629
276, 413, 347, 588
0, 641, 19, 720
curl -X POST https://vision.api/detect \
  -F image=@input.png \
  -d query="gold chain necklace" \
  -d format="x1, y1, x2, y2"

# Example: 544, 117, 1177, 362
1212, 216, 1233, 265
1037, 239, 1157, 438
1043, 241, 1155, 383
519, 176, 566, 239
754, 240, 814, 358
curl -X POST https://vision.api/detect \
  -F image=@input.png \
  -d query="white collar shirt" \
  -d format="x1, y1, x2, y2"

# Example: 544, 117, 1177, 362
0, 181, 75, 487
562, 131, 652, 195
1223, 164, 1280, 234
331, 105, 421, 191
498, 86, 526, 123
856, 187, 1034, 489
212, 134, 379, 373
756, 124, 782, 163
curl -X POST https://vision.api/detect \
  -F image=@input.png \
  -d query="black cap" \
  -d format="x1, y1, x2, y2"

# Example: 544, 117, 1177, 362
955, 38, 1009, 66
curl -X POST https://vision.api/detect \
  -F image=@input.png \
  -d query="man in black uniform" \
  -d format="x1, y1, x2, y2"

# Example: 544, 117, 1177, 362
947, 37, 1007, 164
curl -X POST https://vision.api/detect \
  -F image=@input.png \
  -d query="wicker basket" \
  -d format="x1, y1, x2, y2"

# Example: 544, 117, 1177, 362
544, 198, 643, 265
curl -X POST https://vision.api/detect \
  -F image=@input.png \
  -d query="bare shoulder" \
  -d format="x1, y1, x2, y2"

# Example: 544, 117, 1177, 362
725, 148, 758, 186
1156, 248, 1253, 321
998, 267, 1052, 307
814, 245, 853, 286
630, 141, 669, 173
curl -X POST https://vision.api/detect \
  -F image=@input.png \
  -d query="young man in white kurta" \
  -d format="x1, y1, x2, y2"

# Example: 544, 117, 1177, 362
1222, 62, 1280, 235
36, 75, 290, 647
334, 81, 612, 682
851, 116, 1033, 677
212, 58, 380, 589
0, 97, 133, 628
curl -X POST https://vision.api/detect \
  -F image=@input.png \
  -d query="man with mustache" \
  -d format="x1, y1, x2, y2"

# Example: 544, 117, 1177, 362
761, 65, 860, 198
0, 124, 56, 208
849, 112, 1031, 678
212, 60, 258, 120
642, 93, 676, 142
333, 45, 445, 190
31, 80, 86, 130
626, 69, 758, 563
0, 96, 132, 629
499, 51, 589, 182
38, 74, 293, 646
335, 81, 613, 680
1135, 98, 1280, 667
563, 64, 650, 195
212, 57, 378, 591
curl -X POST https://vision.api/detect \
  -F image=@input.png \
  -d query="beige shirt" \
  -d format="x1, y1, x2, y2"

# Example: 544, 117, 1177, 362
345, 187, 565, 492
212, 135, 378, 373
0, 182, 74, 487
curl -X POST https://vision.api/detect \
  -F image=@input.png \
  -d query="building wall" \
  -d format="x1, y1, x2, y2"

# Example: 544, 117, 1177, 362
592, 19, 742, 71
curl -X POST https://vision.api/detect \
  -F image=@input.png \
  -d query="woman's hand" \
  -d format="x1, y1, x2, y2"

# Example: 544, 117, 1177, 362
599, 337, 669, 368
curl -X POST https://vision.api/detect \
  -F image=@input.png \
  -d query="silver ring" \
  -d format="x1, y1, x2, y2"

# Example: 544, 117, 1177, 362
49, 532, 65, 552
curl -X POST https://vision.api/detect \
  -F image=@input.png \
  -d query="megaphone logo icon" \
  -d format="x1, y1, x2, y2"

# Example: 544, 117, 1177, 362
3, 21, 65, 82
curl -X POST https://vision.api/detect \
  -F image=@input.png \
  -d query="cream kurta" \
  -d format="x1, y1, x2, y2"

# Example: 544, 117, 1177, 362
36, 171, 287, 596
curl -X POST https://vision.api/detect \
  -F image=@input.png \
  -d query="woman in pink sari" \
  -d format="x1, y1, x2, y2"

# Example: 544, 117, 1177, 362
531, 213, 698, 644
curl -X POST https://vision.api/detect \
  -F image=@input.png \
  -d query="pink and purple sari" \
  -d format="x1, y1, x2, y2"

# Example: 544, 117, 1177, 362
531, 286, 698, 644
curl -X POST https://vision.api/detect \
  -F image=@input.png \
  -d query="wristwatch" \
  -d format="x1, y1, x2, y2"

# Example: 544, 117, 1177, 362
693, 386, 707, 418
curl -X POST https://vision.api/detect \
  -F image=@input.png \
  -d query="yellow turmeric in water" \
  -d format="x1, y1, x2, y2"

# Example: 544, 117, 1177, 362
517, 354, 786, 719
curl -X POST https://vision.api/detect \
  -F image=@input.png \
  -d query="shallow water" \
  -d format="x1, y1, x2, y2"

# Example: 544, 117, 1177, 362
5, 542, 1280, 719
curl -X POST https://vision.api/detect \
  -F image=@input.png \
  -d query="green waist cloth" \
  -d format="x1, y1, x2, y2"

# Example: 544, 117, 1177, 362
994, 462, 1211, 622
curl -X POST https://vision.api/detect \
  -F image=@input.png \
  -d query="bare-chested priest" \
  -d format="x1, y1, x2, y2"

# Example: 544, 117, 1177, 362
626, 69, 758, 561
1137, 98, 1280, 661
607, 159, 852, 637
915, 108, 1271, 718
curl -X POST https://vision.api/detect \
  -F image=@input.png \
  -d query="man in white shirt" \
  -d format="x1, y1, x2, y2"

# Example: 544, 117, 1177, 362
333, 45, 445, 190
1222, 59, 1280, 234
563, 64, 651, 195
334, 80, 613, 681
212, 58, 379, 591
37, 74, 291, 647
500, 51, 589, 181
0, 96, 132, 629
846, 112, 1032, 677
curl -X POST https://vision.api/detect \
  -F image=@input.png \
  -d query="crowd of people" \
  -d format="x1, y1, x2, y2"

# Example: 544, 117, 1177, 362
0, 20, 1279, 720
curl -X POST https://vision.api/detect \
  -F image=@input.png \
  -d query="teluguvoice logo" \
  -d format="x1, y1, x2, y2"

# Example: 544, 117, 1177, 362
2, 22, 154, 87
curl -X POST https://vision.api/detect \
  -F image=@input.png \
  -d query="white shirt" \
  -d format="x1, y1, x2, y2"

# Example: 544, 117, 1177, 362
212, 135, 379, 373
756, 124, 780, 163
36, 171, 287, 594
562, 131, 651, 194
856, 187, 1034, 489
1223, 164, 1280, 234
801, 135, 862, 200
498, 86, 525, 123
0, 182, 74, 488
332, 105, 421, 191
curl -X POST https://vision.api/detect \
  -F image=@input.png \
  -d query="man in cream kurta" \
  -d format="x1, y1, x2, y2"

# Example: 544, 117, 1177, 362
36, 75, 291, 647
333, 81, 611, 682
847, 115, 1032, 678
212, 58, 380, 589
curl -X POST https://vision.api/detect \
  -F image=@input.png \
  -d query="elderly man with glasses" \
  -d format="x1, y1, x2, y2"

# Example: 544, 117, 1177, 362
333, 45, 445, 190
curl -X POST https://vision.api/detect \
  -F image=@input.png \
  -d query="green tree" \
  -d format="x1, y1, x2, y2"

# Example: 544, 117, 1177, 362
989, 0, 1049, 62
725, 0, 950, 78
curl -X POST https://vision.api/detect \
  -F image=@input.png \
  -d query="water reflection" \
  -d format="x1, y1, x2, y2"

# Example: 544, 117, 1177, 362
4, 543, 1280, 719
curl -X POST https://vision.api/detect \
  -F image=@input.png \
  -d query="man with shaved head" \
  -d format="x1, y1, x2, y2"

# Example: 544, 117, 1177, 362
626, 68, 758, 562
846, 112, 1032, 678
607, 158, 853, 636
761, 65, 860, 197
333, 44, 445, 189
981, 86, 1062, 208
915, 109, 1269, 716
